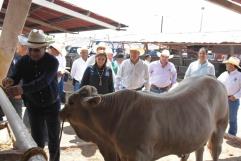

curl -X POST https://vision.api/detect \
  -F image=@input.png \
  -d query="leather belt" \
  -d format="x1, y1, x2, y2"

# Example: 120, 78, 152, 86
151, 84, 170, 91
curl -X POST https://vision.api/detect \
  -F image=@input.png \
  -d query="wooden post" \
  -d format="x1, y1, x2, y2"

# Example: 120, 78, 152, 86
0, 0, 4, 10
0, 0, 32, 84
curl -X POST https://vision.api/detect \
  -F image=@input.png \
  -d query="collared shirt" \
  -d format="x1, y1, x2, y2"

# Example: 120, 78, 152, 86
70, 57, 87, 82
184, 60, 215, 78
144, 60, 150, 66
218, 70, 241, 99
149, 60, 177, 88
115, 59, 149, 90
10, 53, 59, 107
56, 54, 66, 72
55, 54, 66, 82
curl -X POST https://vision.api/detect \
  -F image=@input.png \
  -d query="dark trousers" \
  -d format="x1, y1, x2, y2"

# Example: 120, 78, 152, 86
27, 101, 60, 161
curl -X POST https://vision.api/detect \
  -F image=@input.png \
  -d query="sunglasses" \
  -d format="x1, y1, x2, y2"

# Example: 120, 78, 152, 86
28, 48, 42, 52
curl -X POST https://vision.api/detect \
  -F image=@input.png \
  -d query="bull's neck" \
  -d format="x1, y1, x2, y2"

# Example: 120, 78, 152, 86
89, 94, 119, 138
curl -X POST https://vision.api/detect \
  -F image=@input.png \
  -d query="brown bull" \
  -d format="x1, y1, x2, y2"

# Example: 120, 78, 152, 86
60, 76, 229, 161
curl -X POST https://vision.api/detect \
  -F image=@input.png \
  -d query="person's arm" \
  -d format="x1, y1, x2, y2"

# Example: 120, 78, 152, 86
184, 63, 192, 79
70, 60, 77, 79
80, 66, 91, 87
108, 68, 114, 92
209, 65, 216, 76
171, 65, 177, 86
233, 74, 241, 99
143, 64, 150, 91
115, 62, 124, 91
8, 57, 24, 85
21, 58, 59, 94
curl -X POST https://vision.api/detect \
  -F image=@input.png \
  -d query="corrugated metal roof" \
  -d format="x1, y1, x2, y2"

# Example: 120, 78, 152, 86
0, 0, 127, 34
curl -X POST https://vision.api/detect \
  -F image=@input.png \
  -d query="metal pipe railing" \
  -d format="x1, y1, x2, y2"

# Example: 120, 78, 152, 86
0, 87, 46, 161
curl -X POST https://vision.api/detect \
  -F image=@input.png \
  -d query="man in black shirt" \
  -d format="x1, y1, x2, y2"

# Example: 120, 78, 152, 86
2, 29, 60, 161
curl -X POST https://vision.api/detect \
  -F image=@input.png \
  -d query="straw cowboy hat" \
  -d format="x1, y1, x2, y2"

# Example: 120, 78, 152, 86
50, 43, 67, 56
129, 46, 145, 56
223, 56, 241, 69
157, 49, 174, 59
23, 29, 49, 48
50, 43, 62, 53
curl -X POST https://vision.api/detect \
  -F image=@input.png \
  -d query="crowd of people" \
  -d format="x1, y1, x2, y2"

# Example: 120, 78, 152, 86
1, 29, 241, 161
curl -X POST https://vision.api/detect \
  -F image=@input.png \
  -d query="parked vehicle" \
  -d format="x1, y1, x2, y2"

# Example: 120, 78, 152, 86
65, 46, 81, 69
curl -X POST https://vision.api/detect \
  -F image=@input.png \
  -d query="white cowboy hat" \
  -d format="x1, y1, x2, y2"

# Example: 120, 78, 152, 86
157, 49, 174, 59
129, 46, 145, 56
94, 42, 107, 53
105, 47, 113, 54
223, 56, 241, 69
95, 49, 107, 57
77, 47, 89, 54
24, 29, 49, 48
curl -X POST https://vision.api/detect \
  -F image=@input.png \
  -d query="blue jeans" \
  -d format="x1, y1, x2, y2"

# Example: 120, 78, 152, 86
73, 81, 80, 91
58, 77, 65, 103
228, 99, 239, 136
27, 101, 60, 161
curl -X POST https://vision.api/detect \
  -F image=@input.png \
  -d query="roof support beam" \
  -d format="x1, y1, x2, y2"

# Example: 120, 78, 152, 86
27, 17, 73, 33
207, 0, 241, 14
32, 0, 119, 30
0, 0, 3, 10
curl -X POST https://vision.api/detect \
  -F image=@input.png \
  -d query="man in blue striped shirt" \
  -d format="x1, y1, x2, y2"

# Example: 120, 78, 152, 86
184, 47, 215, 79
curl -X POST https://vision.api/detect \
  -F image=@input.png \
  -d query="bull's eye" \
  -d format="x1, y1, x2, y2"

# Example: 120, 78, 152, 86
69, 100, 74, 105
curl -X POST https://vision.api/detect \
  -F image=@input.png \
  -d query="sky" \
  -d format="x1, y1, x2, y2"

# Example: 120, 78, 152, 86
58, 0, 241, 44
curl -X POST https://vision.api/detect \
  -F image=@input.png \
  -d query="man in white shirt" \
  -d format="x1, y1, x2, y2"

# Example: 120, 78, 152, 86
184, 47, 215, 78
49, 43, 67, 103
70, 47, 88, 91
218, 56, 241, 136
149, 50, 177, 93
115, 47, 149, 91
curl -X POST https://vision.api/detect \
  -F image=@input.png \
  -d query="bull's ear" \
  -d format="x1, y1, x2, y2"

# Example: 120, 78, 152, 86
83, 96, 102, 106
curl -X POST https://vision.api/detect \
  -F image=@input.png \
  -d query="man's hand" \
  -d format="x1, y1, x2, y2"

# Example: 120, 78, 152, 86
2, 77, 14, 87
5, 85, 23, 98
228, 95, 236, 101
